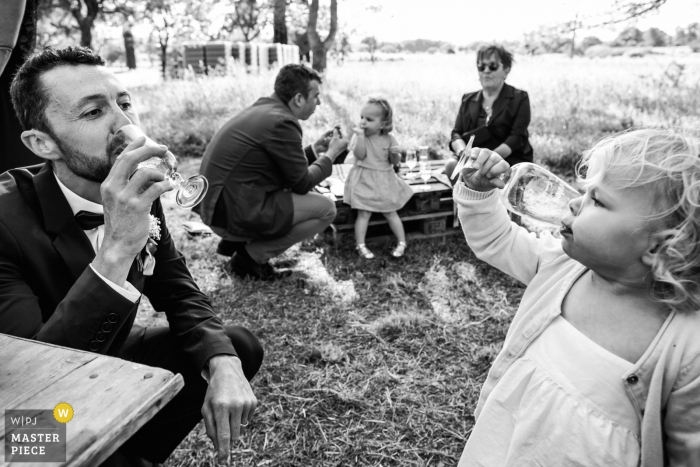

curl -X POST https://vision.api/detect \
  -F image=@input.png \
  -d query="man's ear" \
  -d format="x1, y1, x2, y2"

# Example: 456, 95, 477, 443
20, 130, 62, 161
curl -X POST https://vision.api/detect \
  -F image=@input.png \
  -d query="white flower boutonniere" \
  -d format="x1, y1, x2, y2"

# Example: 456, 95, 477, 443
148, 215, 161, 241
139, 215, 161, 276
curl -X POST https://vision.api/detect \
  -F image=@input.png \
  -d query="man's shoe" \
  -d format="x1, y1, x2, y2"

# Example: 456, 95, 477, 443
216, 239, 246, 257
229, 251, 292, 281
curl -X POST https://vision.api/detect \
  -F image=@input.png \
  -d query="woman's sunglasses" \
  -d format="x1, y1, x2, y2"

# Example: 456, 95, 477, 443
476, 62, 501, 72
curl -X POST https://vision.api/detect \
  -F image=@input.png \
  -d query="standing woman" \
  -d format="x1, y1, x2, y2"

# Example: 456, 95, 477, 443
445, 44, 533, 181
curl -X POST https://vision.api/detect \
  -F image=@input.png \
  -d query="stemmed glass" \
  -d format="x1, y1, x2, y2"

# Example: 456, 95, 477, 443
418, 153, 431, 191
114, 125, 208, 208
405, 149, 417, 179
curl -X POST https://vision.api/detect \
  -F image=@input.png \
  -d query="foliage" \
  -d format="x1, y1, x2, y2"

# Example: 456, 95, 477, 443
220, 0, 270, 42
613, 26, 643, 46
642, 27, 669, 47
580, 36, 603, 51
361, 36, 379, 62
37, 0, 132, 48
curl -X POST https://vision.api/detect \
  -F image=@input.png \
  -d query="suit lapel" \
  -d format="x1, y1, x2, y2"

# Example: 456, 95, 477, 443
489, 84, 514, 126
33, 164, 100, 281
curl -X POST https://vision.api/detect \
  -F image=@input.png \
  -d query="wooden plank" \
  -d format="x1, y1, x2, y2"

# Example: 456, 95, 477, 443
0, 334, 184, 467
2, 357, 184, 467
0, 335, 97, 412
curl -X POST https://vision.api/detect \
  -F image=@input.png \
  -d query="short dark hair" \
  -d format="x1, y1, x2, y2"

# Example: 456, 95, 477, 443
274, 64, 322, 103
10, 46, 105, 134
476, 44, 514, 70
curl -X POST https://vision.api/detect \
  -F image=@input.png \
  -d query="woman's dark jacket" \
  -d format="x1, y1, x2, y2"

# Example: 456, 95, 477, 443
450, 83, 533, 166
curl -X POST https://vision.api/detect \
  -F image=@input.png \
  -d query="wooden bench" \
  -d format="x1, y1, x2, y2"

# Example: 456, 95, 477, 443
318, 161, 462, 246
0, 333, 184, 467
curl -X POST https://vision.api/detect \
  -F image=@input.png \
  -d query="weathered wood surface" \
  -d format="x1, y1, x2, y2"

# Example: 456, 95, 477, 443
0, 333, 184, 467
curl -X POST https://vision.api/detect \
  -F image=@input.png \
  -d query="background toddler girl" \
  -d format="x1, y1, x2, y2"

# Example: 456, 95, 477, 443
344, 97, 413, 259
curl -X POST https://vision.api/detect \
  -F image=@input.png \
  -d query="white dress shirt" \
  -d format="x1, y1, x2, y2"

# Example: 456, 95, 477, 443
53, 173, 141, 303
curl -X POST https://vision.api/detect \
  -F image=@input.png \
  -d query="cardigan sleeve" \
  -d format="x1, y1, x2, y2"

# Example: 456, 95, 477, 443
503, 91, 531, 153
663, 360, 700, 466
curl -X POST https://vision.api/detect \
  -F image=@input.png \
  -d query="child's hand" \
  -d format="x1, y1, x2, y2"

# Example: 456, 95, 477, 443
352, 126, 365, 137
461, 148, 510, 192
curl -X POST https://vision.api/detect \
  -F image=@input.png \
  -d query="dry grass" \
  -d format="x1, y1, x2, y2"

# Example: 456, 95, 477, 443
127, 51, 700, 465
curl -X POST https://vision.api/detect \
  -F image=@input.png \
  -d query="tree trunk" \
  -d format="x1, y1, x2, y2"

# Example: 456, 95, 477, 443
160, 43, 167, 79
78, 18, 93, 48
273, 0, 287, 44
307, 0, 337, 72
123, 29, 136, 69
70, 0, 100, 49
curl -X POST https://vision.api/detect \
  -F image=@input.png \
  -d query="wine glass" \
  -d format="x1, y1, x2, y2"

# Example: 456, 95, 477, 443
405, 149, 417, 179
113, 125, 208, 208
419, 154, 431, 191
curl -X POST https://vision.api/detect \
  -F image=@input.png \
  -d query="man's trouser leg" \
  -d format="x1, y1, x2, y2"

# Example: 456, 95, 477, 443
113, 325, 263, 463
245, 192, 336, 264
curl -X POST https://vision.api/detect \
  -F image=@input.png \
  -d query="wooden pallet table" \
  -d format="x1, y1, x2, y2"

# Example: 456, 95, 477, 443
0, 334, 184, 467
318, 161, 462, 246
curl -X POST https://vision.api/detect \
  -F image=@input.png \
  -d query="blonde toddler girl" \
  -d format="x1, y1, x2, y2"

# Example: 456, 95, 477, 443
454, 129, 700, 466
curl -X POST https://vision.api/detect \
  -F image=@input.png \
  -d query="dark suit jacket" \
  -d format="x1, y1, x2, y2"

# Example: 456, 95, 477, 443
0, 163, 237, 371
450, 83, 533, 166
195, 94, 331, 239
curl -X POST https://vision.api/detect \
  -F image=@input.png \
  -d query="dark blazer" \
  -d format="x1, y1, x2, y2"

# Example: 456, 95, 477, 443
450, 83, 533, 165
195, 94, 331, 240
0, 163, 237, 371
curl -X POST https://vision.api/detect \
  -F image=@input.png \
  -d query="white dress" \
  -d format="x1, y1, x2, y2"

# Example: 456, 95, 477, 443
459, 316, 641, 467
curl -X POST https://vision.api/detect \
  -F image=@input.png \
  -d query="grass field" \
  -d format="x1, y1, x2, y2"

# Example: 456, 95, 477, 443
128, 51, 700, 466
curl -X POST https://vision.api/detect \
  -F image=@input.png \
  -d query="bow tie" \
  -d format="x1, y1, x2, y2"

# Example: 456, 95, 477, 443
75, 210, 105, 230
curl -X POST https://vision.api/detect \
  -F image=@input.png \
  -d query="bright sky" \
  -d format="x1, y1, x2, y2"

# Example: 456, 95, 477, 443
339, 0, 700, 44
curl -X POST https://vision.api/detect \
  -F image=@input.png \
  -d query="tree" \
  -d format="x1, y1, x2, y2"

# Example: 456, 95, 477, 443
273, 0, 287, 44
642, 27, 669, 46
217, 0, 269, 42
613, 26, 643, 46
581, 36, 603, 51
145, 0, 202, 79
307, 0, 337, 72
38, 0, 132, 48
361, 36, 379, 63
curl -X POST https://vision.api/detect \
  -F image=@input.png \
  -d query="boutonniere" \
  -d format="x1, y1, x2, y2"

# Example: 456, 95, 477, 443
137, 215, 160, 275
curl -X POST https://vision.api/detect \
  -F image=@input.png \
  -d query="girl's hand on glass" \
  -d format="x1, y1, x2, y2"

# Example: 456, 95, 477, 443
461, 147, 510, 192
352, 126, 365, 136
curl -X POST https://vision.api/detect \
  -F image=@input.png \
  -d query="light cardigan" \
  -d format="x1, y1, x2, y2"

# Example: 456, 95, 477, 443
453, 182, 700, 467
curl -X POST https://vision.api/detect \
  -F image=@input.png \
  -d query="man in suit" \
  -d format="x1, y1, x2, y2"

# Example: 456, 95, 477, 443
1, 46, 262, 466
196, 64, 348, 281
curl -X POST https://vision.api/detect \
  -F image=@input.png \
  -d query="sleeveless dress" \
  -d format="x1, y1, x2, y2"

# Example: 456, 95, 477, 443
343, 133, 413, 212
459, 315, 641, 467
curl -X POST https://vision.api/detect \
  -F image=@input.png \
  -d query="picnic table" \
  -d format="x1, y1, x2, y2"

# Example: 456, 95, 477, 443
0, 333, 184, 466
318, 161, 462, 245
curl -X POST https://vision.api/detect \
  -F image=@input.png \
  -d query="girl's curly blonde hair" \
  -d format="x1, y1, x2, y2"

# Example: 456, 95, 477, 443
366, 96, 394, 134
577, 128, 700, 313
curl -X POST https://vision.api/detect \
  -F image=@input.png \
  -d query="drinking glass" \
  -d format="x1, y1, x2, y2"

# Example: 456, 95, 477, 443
114, 125, 208, 208
418, 154, 431, 191
405, 149, 417, 179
